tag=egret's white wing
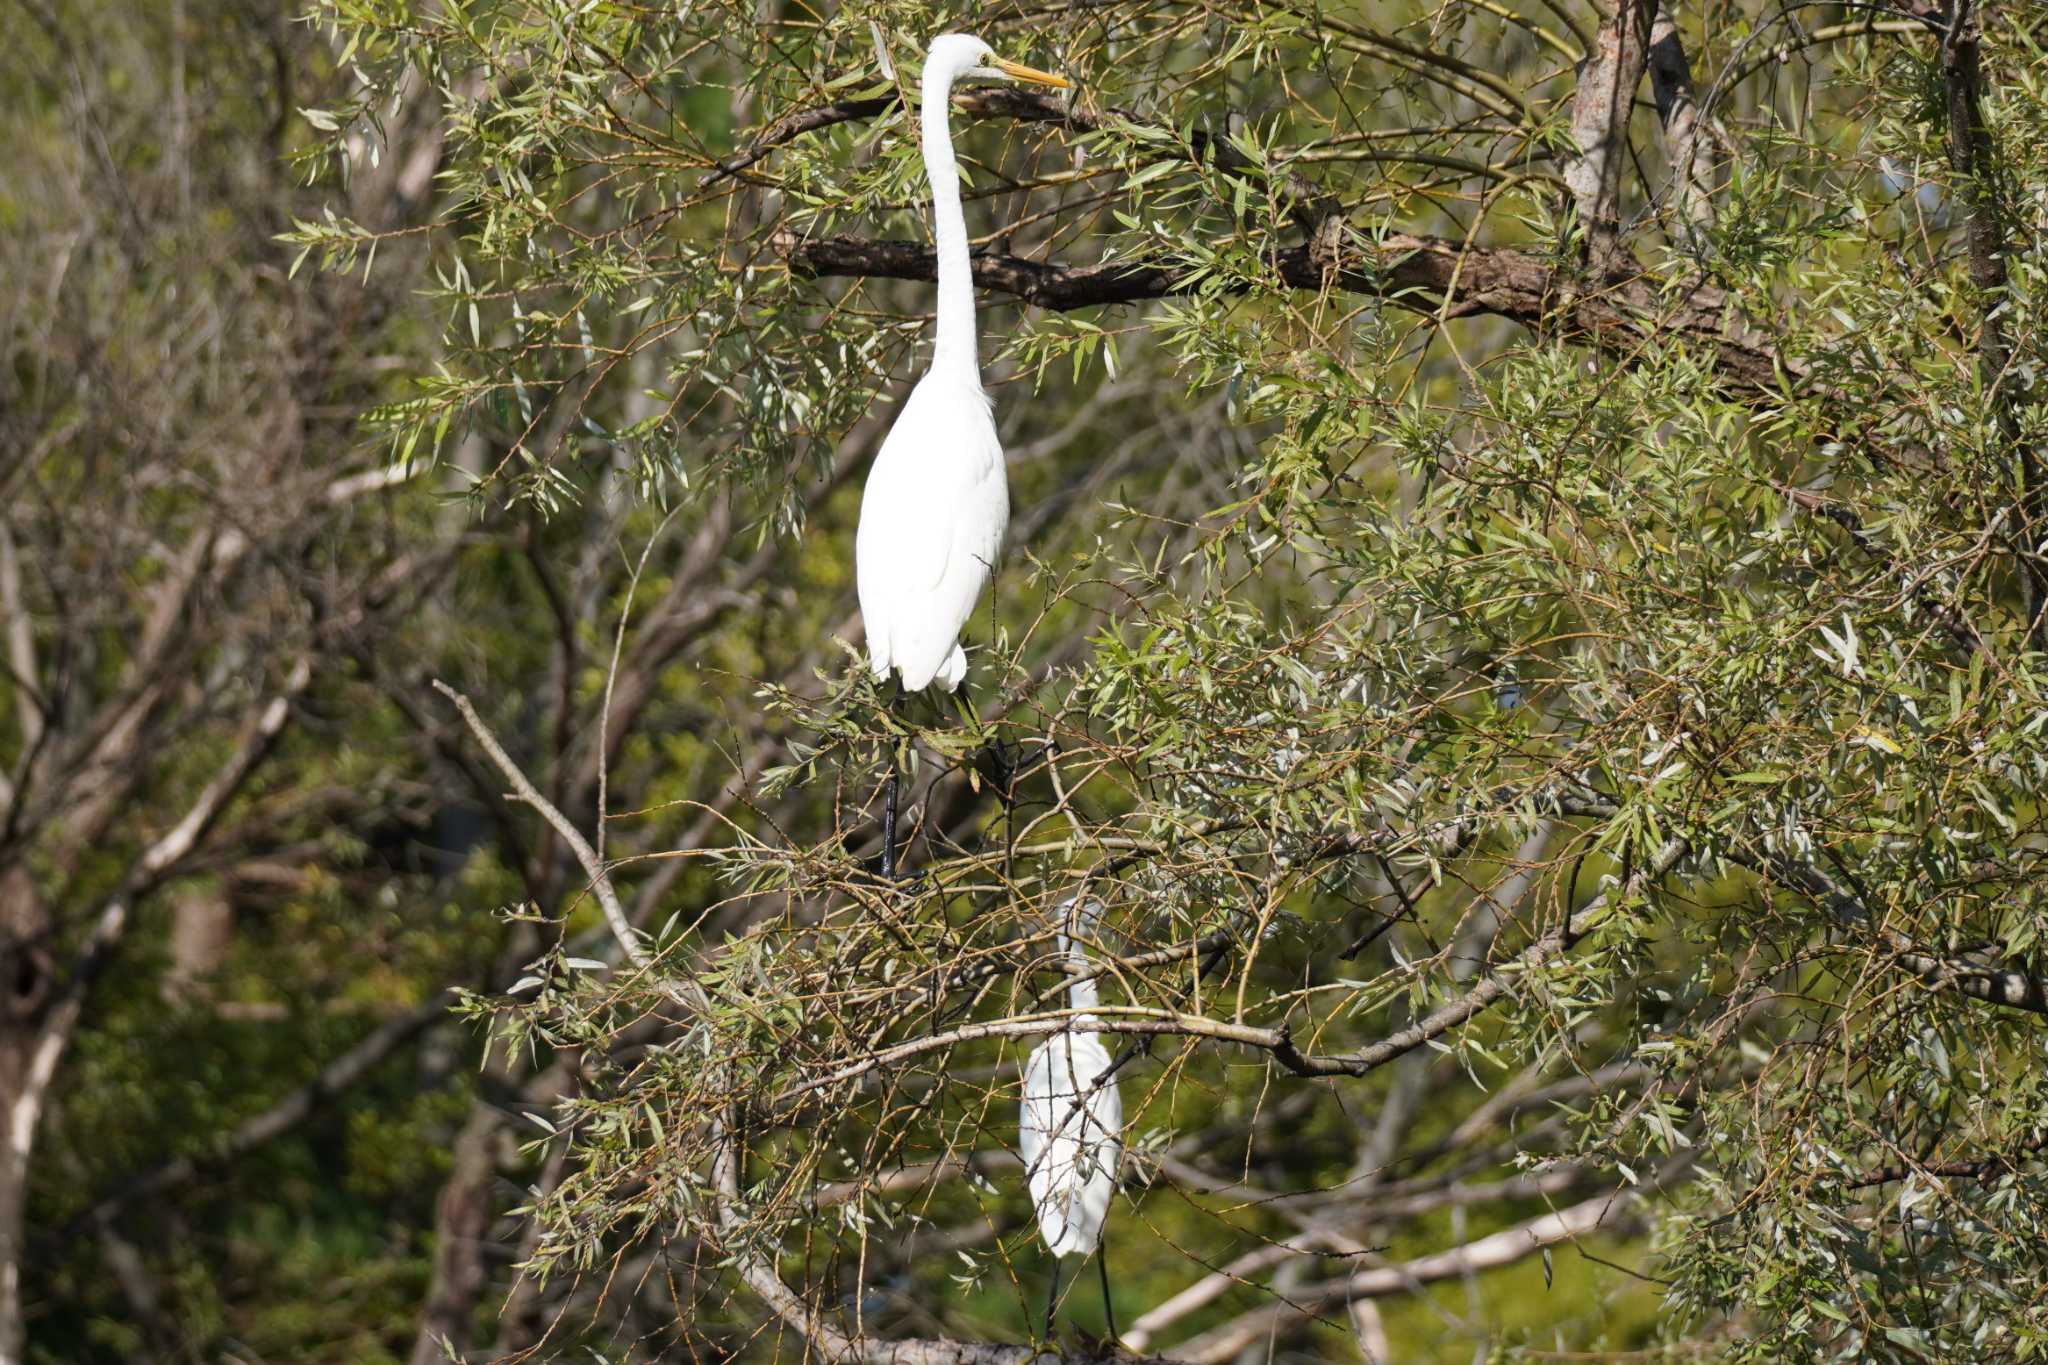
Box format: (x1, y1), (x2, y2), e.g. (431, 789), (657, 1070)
(1018, 1038), (1053, 1174)
(855, 373), (1007, 690)
(1019, 1029), (1121, 1257)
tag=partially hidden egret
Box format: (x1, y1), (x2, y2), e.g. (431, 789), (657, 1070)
(854, 33), (1070, 876)
(1020, 897), (1123, 1338)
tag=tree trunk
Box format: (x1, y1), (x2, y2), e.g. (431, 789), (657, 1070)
(0, 866), (52, 1365)
(0, 1040), (31, 1365)
(408, 1101), (501, 1365)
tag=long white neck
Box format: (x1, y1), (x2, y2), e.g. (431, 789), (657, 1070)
(1058, 909), (1099, 1012)
(920, 62), (979, 380)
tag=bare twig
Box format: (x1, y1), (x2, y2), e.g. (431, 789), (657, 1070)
(432, 680), (707, 1011)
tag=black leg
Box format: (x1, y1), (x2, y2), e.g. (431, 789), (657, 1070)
(1044, 1256), (1062, 1340)
(1098, 1238), (1116, 1343)
(879, 678), (905, 882)
(880, 766), (899, 881)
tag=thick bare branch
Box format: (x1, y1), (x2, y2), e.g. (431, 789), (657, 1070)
(776, 232), (1789, 395)
(1647, 1), (1716, 230)
(1171, 1159), (1692, 1364)
(1563, 0), (1657, 266)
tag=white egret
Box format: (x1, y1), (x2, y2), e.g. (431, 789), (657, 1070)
(1020, 897), (1123, 1338)
(854, 33), (1070, 876)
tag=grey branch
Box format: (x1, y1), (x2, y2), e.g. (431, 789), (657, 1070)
(776, 231), (1789, 397)
(1171, 1155), (1695, 1363)
(1647, 0), (1718, 231)
(432, 680), (708, 1012)
(1562, 0), (1657, 267)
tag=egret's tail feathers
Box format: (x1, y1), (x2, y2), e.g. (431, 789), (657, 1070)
(891, 640), (966, 693)
(1031, 1179), (1113, 1256)
(935, 644), (967, 691)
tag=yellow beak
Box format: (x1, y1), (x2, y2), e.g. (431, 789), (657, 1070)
(991, 55), (1073, 89)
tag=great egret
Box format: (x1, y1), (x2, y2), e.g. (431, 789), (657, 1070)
(1020, 897), (1123, 1338)
(855, 33), (1070, 877)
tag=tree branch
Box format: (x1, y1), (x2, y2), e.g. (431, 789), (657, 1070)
(1764, 851), (2048, 1015)
(1549, 793), (2048, 1016)
(775, 231), (1788, 395)
(1563, 0), (1657, 268)
(23, 657), (314, 1166)
(718, 87), (1335, 228)
(1171, 1156), (1694, 1363)
(432, 680), (706, 1011)
(770, 832), (1680, 1110)
(1847, 1128), (2048, 1189)
(1647, 0), (1717, 231)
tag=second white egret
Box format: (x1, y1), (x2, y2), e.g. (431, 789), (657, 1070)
(1020, 898), (1123, 1337)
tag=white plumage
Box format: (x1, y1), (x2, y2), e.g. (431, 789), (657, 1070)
(856, 34), (1069, 692)
(1019, 900), (1123, 1259)
(856, 377), (1005, 691)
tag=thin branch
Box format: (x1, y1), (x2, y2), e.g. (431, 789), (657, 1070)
(772, 832), (1678, 1107)
(713, 87), (1335, 228)
(1550, 793), (2048, 1016)
(432, 680), (707, 1011)
(712, 1118), (1174, 1365)
(1846, 1128), (2048, 1189)
(21, 656), (313, 1170)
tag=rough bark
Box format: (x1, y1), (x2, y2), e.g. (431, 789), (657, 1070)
(0, 867), (50, 1365)
(1647, 0), (1716, 231)
(1562, 0), (1658, 268)
(1940, 0), (2043, 643)
(776, 231), (1790, 397)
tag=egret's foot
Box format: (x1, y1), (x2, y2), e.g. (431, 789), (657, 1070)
(853, 859), (928, 892)
(973, 736), (1057, 804)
